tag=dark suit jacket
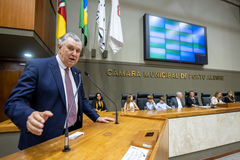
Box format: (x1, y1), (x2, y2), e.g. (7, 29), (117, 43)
(4, 56), (100, 150)
(224, 97), (235, 103)
(169, 97), (185, 108)
(186, 97), (199, 107)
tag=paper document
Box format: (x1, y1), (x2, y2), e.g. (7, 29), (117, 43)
(198, 106), (211, 108)
(122, 145), (149, 160)
(69, 131), (84, 139)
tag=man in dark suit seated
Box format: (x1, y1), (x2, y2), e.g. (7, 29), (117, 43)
(169, 92), (185, 108)
(4, 33), (115, 150)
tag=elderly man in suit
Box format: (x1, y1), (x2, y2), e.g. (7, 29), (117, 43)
(169, 92), (185, 108)
(4, 33), (115, 150)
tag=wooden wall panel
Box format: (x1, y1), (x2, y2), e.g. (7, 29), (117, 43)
(34, 0), (56, 54)
(51, 0), (58, 13)
(0, 60), (25, 122)
(0, 0), (35, 30)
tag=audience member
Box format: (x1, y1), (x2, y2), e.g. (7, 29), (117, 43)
(186, 90), (199, 107)
(169, 92), (184, 108)
(146, 95), (157, 110)
(92, 93), (107, 112)
(156, 97), (171, 109)
(211, 91), (223, 105)
(224, 91), (235, 103)
(123, 94), (139, 111)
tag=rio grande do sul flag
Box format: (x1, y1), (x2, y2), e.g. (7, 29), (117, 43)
(56, 0), (67, 39)
(96, 0), (106, 53)
(109, 0), (124, 53)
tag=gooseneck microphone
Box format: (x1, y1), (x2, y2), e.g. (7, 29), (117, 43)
(62, 70), (81, 152)
(84, 71), (119, 124)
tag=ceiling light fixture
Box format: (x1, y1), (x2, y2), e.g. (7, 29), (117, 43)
(24, 53), (32, 58)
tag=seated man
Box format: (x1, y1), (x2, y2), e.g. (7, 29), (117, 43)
(169, 92), (185, 108)
(156, 97), (172, 109)
(146, 95), (157, 110)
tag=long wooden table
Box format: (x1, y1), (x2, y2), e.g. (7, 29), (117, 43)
(1, 113), (169, 160)
(0, 119), (19, 133)
(121, 105), (240, 119)
(2, 105), (240, 159)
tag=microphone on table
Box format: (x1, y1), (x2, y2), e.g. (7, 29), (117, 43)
(84, 71), (119, 124)
(62, 70), (82, 152)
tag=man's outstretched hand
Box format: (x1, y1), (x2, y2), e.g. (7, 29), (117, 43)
(26, 111), (53, 136)
(96, 117), (115, 123)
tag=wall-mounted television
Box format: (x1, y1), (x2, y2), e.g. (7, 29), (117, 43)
(144, 13), (208, 65)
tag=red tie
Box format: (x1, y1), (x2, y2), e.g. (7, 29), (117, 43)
(65, 68), (77, 125)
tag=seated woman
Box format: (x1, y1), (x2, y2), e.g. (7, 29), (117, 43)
(224, 91), (235, 103)
(211, 91), (223, 105)
(92, 93), (107, 112)
(146, 95), (157, 110)
(123, 94), (139, 111)
(156, 97), (171, 109)
(186, 90), (199, 107)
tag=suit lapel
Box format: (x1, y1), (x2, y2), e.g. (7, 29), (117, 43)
(181, 99), (184, 107)
(50, 56), (66, 106)
(71, 67), (79, 87)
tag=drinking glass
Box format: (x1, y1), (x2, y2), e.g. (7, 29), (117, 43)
(144, 106), (148, 111)
(121, 107), (124, 113)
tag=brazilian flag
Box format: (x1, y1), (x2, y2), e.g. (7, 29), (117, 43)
(79, 0), (88, 46)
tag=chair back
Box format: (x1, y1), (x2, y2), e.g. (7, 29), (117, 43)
(201, 93), (211, 106)
(153, 93), (164, 103)
(137, 92), (150, 110)
(121, 93), (136, 108)
(221, 92), (227, 102)
(234, 91), (240, 102)
(166, 94), (177, 106)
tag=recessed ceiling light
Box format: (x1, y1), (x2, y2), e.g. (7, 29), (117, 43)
(24, 53), (32, 57)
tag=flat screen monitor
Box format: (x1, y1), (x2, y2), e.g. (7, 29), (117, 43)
(144, 13), (208, 65)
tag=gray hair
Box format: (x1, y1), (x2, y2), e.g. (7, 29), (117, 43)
(176, 92), (182, 95)
(58, 32), (82, 50)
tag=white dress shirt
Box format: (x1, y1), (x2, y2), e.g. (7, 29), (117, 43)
(156, 102), (172, 109)
(211, 96), (223, 105)
(56, 55), (78, 127)
(146, 101), (158, 110)
(176, 97), (183, 108)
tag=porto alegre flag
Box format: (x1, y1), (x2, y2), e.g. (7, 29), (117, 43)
(96, 0), (106, 52)
(56, 0), (67, 39)
(79, 0), (88, 46)
(109, 0), (124, 53)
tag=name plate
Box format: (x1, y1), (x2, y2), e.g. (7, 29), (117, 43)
(216, 102), (240, 108)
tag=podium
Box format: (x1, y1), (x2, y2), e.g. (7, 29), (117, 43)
(216, 102), (240, 108)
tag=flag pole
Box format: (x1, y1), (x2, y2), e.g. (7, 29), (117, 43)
(105, 0), (112, 51)
(102, 0), (112, 58)
(91, 21), (98, 58)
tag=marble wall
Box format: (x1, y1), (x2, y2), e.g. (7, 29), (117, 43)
(169, 112), (240, 157)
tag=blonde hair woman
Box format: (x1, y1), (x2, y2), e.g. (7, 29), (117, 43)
(224, 91), (235, 103)
(124, 95), (139, 111)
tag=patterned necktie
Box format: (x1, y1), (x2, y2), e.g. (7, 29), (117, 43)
(65, 68), (77, 125)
